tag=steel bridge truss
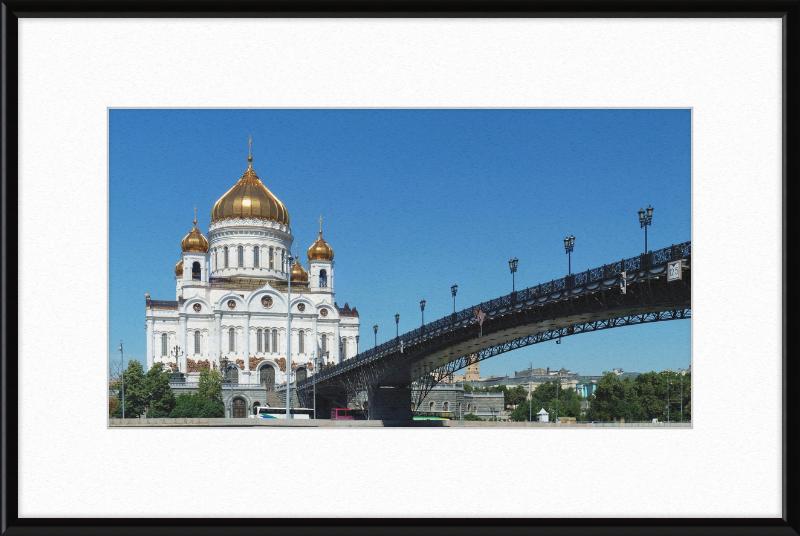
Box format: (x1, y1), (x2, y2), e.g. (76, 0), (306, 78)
(296, 242), (691, 414)
(410, 309), (690, 409)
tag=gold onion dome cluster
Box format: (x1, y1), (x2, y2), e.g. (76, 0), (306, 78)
(290, 254), (308, 282)
(174, 259), (183, 277)
(307, 230), (334, 261)
(181, 219), (210, 253)
(210, 156), (290, 225)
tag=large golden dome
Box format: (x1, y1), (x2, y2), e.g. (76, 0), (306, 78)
(181, 220), (210, 253)
(210, 156), (290, 225)
(174, 259), (183, 277)
(307, 230), (334, 261)
(290, 254), (308, 282)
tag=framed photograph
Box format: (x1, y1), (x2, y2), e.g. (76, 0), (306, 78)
(3, 1), (795, 535)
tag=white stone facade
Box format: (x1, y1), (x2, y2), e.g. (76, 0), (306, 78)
(146, 196), (360, 386)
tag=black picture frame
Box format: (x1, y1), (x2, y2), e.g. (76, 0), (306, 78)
(1, 1), (796, 535)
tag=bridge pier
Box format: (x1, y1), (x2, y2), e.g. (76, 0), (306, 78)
(369, 386), (412, 420)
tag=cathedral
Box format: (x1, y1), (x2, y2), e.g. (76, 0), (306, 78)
(144, 150), (361, 388)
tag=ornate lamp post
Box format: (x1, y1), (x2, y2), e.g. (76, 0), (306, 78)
(284, 253), (293, 419)
(118, 340), (125, 419)
(451, 284), (458, 314)
(373, 324), (378, 348)
(313, 354), (320, 419)
(395, 313), (400, 338)
(638, 205), (654, 253)
(220, 352), (234, 418)
(355, 336), (359, 356)
(420, 299), (426, 326)
(170, 344), (183, 372)
(508, 258), (518, 292)
(563, 235), (575, 275)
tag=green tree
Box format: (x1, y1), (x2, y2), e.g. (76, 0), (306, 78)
(112, 360), (147, 418)
(198, 400), (225, 418)
(462, 383), (474, 393)
(463, 413), (484, 421)
(198, 368), (222, 404)
(145, 364), (175, 418)
(169, 393), (205, 418)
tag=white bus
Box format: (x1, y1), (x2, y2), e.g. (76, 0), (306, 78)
(250, 407), (314, 419)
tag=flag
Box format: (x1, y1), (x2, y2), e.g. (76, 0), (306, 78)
(474, 308), (485, 326)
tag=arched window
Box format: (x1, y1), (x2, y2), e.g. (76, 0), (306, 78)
(321, 335), (327, 356)
(229, 328), (235, 352)
(257, 329), (262, 352)
(272, 330), (277, 353)
(192, 261), (201, 280)
(224, 246), (229, 268)
(319, 269), (328, 287)
(297, 367), (307, 382)
(161, 333), (167, 356)
(473, 405), (477, 412)
(254, 247), (259, 267)
(269, 248), (274, 269)
(298, 330), (305, 354)
(194, 331), (200, 354)
(341, 338), (347, 360)
(238, 246), (243, 267)
(443, 402), (449, 412)
(429, 402), (435, 412)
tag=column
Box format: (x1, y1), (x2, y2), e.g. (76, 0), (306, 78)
(214, 312), (222, 367)
(243, 313), (250, 368)
(334, 321), (341, 365)
(179, 315), (187, 372)
(146, 318), (155, 370)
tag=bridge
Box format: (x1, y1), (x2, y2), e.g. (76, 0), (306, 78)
(296, 241), (691, 420)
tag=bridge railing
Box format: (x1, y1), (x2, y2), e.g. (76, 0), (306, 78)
(298, 241), (690, 389)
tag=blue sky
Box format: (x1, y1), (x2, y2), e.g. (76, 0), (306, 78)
(110, 109), (691, 377)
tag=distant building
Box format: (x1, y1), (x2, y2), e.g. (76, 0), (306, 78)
(465, 358), (480, 381)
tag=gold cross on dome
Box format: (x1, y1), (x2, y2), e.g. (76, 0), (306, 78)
(319, 215), (322, 233)
(248, 136), (252, 157)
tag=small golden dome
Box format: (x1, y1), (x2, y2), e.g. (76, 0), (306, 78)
(181, 219), (210, 253)
(290, 254), (308, 282)
(307, 230), (334, 261)
(210, 156), (290, 225)
(175, 259), (183, 277)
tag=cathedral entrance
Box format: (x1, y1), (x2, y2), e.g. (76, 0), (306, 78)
(260, 366), (275, 389)
(232, 397), (246, 418)
(296, 367), (307, 382)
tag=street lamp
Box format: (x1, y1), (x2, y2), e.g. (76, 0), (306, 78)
(373, 324), (378, 348)
(563, 235), (575, 275)
(395, 313), (400, 338)
(313, 354), (320, 419)
(508, 258), (518, 292)
(118, 340), (125, 419)
(451, 284), (458, 314)
(220, 352), (234, 418)
(529, 360), (532, 423)
(284, 253), (293, 419)
(170, 344), (183, 372)
(355, 336), (359, 356)
(638, 205), (654, 254)
(420, 299), (426, 326)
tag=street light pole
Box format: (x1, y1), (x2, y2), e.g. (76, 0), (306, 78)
(563, 235), (575, 275)
(395, 313), (399, 339)
(373, 324), (378, 348)
(313, 354), (319, 420)
(119, 340), (125, 418)
(451, 284), (458, 314)
(285, 254), (293, 419)
(529, 360), (532, 423)
(638, 205), (654, 254)
(420, 299), (426, 326)
(555, 377), (559, 424)
(508, 258), (518, 292)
